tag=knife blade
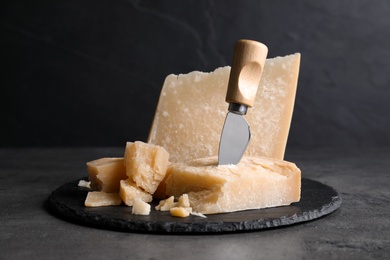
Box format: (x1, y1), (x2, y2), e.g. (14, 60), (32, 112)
(218, 39), (268, 165)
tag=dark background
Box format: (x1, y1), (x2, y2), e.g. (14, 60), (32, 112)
(1, 0), (389, 148)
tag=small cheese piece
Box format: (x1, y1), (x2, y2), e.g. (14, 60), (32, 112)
(148, 54), (300, 162)
(165, 156), (301, 215)
(170, 207), (192, 218)
(132, 198), (151, 215)
(119, 179), (153, 206)
(177, 194), (190, 208)
(155, 196), (176, 211)
(84, 191), (122, 207)
(124, 141), (169, 194)
(78, 180), (91, 189)
(87, 158), (127, 193)
(155, 194), (191, 212)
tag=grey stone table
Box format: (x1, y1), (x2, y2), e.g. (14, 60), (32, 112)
(1, 147), (389, 259)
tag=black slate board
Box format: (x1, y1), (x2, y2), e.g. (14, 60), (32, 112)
(47, 178), (341, 233)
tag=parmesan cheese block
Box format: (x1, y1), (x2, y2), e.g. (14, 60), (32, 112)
(84, 191), (122, 207)
(87, 158), (127, 193)
(124, 141), (169, 194)
(119, 178), (153, 206)
(148, 53), (300, 162)
(165, 156), (301, 214)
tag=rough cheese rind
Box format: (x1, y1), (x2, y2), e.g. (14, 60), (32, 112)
(148, 53), (300, 162)
(165, 156), (301, 215)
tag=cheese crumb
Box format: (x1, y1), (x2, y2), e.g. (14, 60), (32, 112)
(170, 207), (191, 218)
(156, 194), (195, 218)
(78, 180), (91, 188)
(132, 198), (151, 215)
(155, 196), (176, 211)
(177, 194), (190, 208)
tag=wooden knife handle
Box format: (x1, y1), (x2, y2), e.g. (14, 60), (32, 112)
(226, 39), (268, 108)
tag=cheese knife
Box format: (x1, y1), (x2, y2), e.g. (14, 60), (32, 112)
(218, 39), (268, 165)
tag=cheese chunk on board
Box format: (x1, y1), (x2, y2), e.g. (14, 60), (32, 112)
(84, 191), (122, 207)
(165, 156), (301, 215)
(155, 196), (176, 211)
(148, 53), (300, 162)
(132, 198), (151, 215)
(119, 179), (153, 206)
(124, 141), (169, 194)
(170, 207), (192, 218)
(87, 158), (127, 193)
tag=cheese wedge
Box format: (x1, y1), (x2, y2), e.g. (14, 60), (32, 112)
(87, 158), (127, 193)
(148, 53), (300, 162)
(165, 156), (301, 214)
(124, 141), (169, 194)
(84, 191), (122, 207)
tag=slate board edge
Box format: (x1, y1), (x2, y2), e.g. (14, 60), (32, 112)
(47, 178), (342, 234)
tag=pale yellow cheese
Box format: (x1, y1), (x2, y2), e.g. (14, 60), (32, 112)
(132, 198), (151, 215)
(165, 156), (301, 214)
(170, 207), (192, 218)
(148, 54), (300, 162)
(169, 194), (193, 218)
(119, 178), (153, 206)
(177, 193), (190, 208)
(124, 141), (169, 194)
(87, 158), (127, 193)
(78, 180), (91, 188)
(155, 194), (194, 219)
(155, 196), (175, 211)
(84, 191), (122, 207)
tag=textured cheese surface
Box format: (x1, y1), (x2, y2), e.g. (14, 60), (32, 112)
(155, 196), (175, 211)
(148, 54), (300, 162)
(170, 207), (191, 218)
(132, 198), (151, 215)
(84, 191), (122, 207)
(119, 179), (153, 206)
(87, 158), (127, 193)
(124, 141), (169, 194)
(165, 156), (301, 214)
